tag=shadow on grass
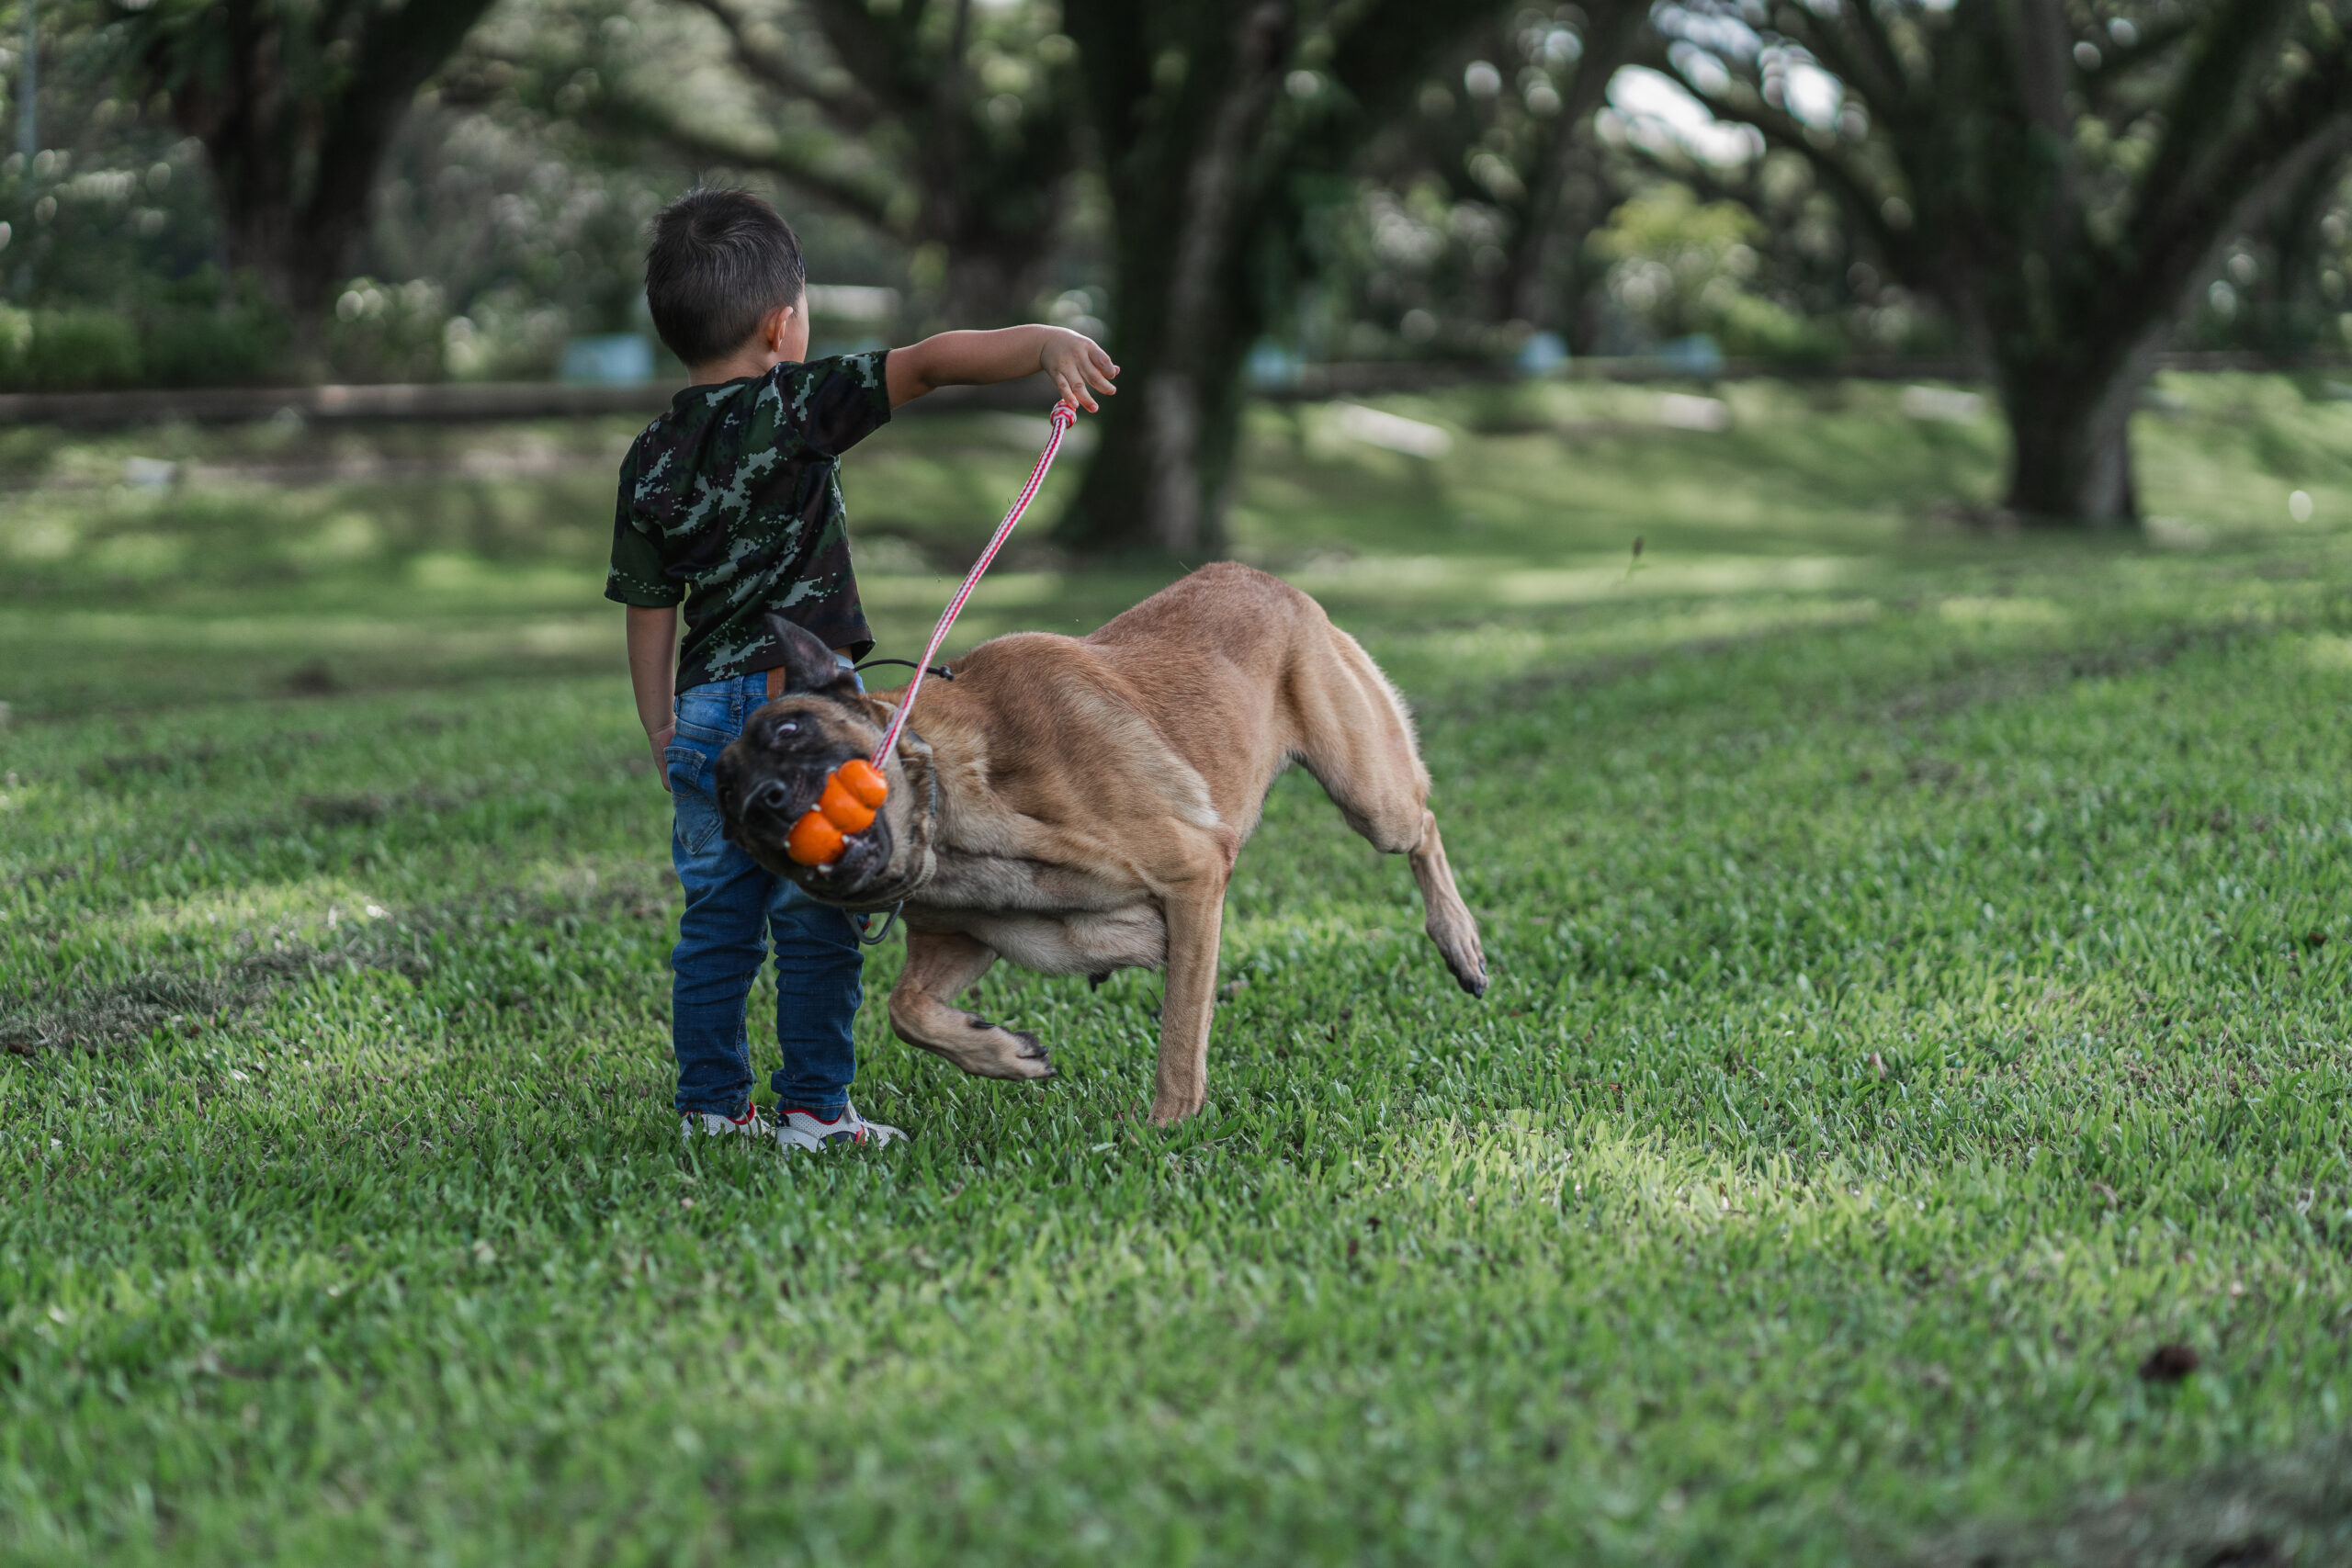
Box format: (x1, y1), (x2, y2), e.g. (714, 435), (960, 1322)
(1922, 1427), (2352, 1567)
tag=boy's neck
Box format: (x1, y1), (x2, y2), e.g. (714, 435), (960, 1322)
(684, 299), (809, 387)
(685, 344), (791, 387)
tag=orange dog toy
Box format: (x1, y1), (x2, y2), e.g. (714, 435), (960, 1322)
(786, 757), (888, 867)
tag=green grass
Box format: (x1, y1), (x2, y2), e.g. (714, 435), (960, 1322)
(6, 376), (2352, 1565)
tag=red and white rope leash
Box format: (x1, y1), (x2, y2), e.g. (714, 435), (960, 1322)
(869, 398), (1079, 767)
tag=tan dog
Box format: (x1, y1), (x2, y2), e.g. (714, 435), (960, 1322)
(715, 562), (1486, 1124)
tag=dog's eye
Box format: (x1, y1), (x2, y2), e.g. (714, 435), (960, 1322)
(770, 720), (798, 739)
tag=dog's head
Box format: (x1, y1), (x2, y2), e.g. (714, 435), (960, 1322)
(714, 617), (935, 908)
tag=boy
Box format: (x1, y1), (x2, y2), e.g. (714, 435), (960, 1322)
(609, 188), (1118, 1151)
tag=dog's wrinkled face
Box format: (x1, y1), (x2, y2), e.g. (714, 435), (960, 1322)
(713, 617), (922, 907)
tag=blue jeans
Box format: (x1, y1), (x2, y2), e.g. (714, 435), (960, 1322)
(666, 669), (864, 1118)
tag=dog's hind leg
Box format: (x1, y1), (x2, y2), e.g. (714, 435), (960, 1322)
(1148, 858), (1232, 1126)
(1295, 626), (1488, 997)
(888, 929), (1055, 1080)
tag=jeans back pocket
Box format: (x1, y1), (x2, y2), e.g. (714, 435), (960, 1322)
(667, 743), (727, 857)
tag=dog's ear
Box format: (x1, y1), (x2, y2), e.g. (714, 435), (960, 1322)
(762, 615), (859, 698)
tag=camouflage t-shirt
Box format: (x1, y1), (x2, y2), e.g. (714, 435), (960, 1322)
(605, 350), (890, 691)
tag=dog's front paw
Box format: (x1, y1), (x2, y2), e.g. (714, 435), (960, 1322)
(932, 1016), (1056, 1080)
(1428, 914), (1488, 998)
(994, 1024), (1057, 1081)
(1147, 1089), (1206, 1125)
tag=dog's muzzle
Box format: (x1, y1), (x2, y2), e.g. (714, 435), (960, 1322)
(717, 749), (899, 901)
(734, 775), (801, 830)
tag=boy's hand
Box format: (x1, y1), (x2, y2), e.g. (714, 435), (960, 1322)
(1039, 329), (1120, 413)
(887, 325), (1120, 410)
(648, 722), (675, 791)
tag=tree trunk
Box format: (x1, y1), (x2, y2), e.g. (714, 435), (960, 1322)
(1056, 0), (1517, 553)
(1504, 147), (1623, 335)
(1664, 0), (2352, 530)
(1054, 178), (1262, 555)
(203, 129), (394, 369)
(213, 175), (375, 323)
(1061, 317), (1256, 556)
(1056, 0), (1288, 557)
(135, 0), (500, 366)
(1996, 349), (2153, 524)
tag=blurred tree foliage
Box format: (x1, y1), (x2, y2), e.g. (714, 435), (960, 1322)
(2178, 149), (2352, 354)
(1589, 184), (1833, 359)
(0, 5), (285, 389)
(1601, 93), (1949, 360)
(1659, 0), (2352, 525)
(454, 0), (1084, 329)
(1330, 8), (1649, 355)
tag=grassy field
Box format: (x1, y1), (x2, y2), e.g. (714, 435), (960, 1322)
(6, 375), (2352, 1564)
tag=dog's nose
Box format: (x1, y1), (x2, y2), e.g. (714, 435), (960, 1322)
(751, 779), (795, 818)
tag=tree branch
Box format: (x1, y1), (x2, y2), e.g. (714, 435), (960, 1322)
(636, 106), (906, 231)
(1664, 63), (1914, 272)
(2086, 9), (2202, 76)
(306, 0), (503, 232)
(2077, 10), (2206, 118)
(679, 0), (880, 131)
(1840, 0), (1917, 115)
(801, 0), (933, 118)
(2124, 0), (2302, 233)
(1777, 6), (1905, 124)
(2121, 36), (2352, 310)
(1323, 0), (1518, 123)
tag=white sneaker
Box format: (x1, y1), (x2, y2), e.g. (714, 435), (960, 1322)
(776, 1100), (905, 1151)
(681, 1104), (770, 1142)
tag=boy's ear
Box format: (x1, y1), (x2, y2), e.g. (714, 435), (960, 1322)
(762, 615), (858, 698)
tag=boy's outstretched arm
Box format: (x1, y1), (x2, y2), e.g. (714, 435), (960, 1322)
(627, 605), (678, 791)
(886, 325), (1119, 412)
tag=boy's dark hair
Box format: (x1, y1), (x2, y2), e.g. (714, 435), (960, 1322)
(645, 188), (808, 367)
